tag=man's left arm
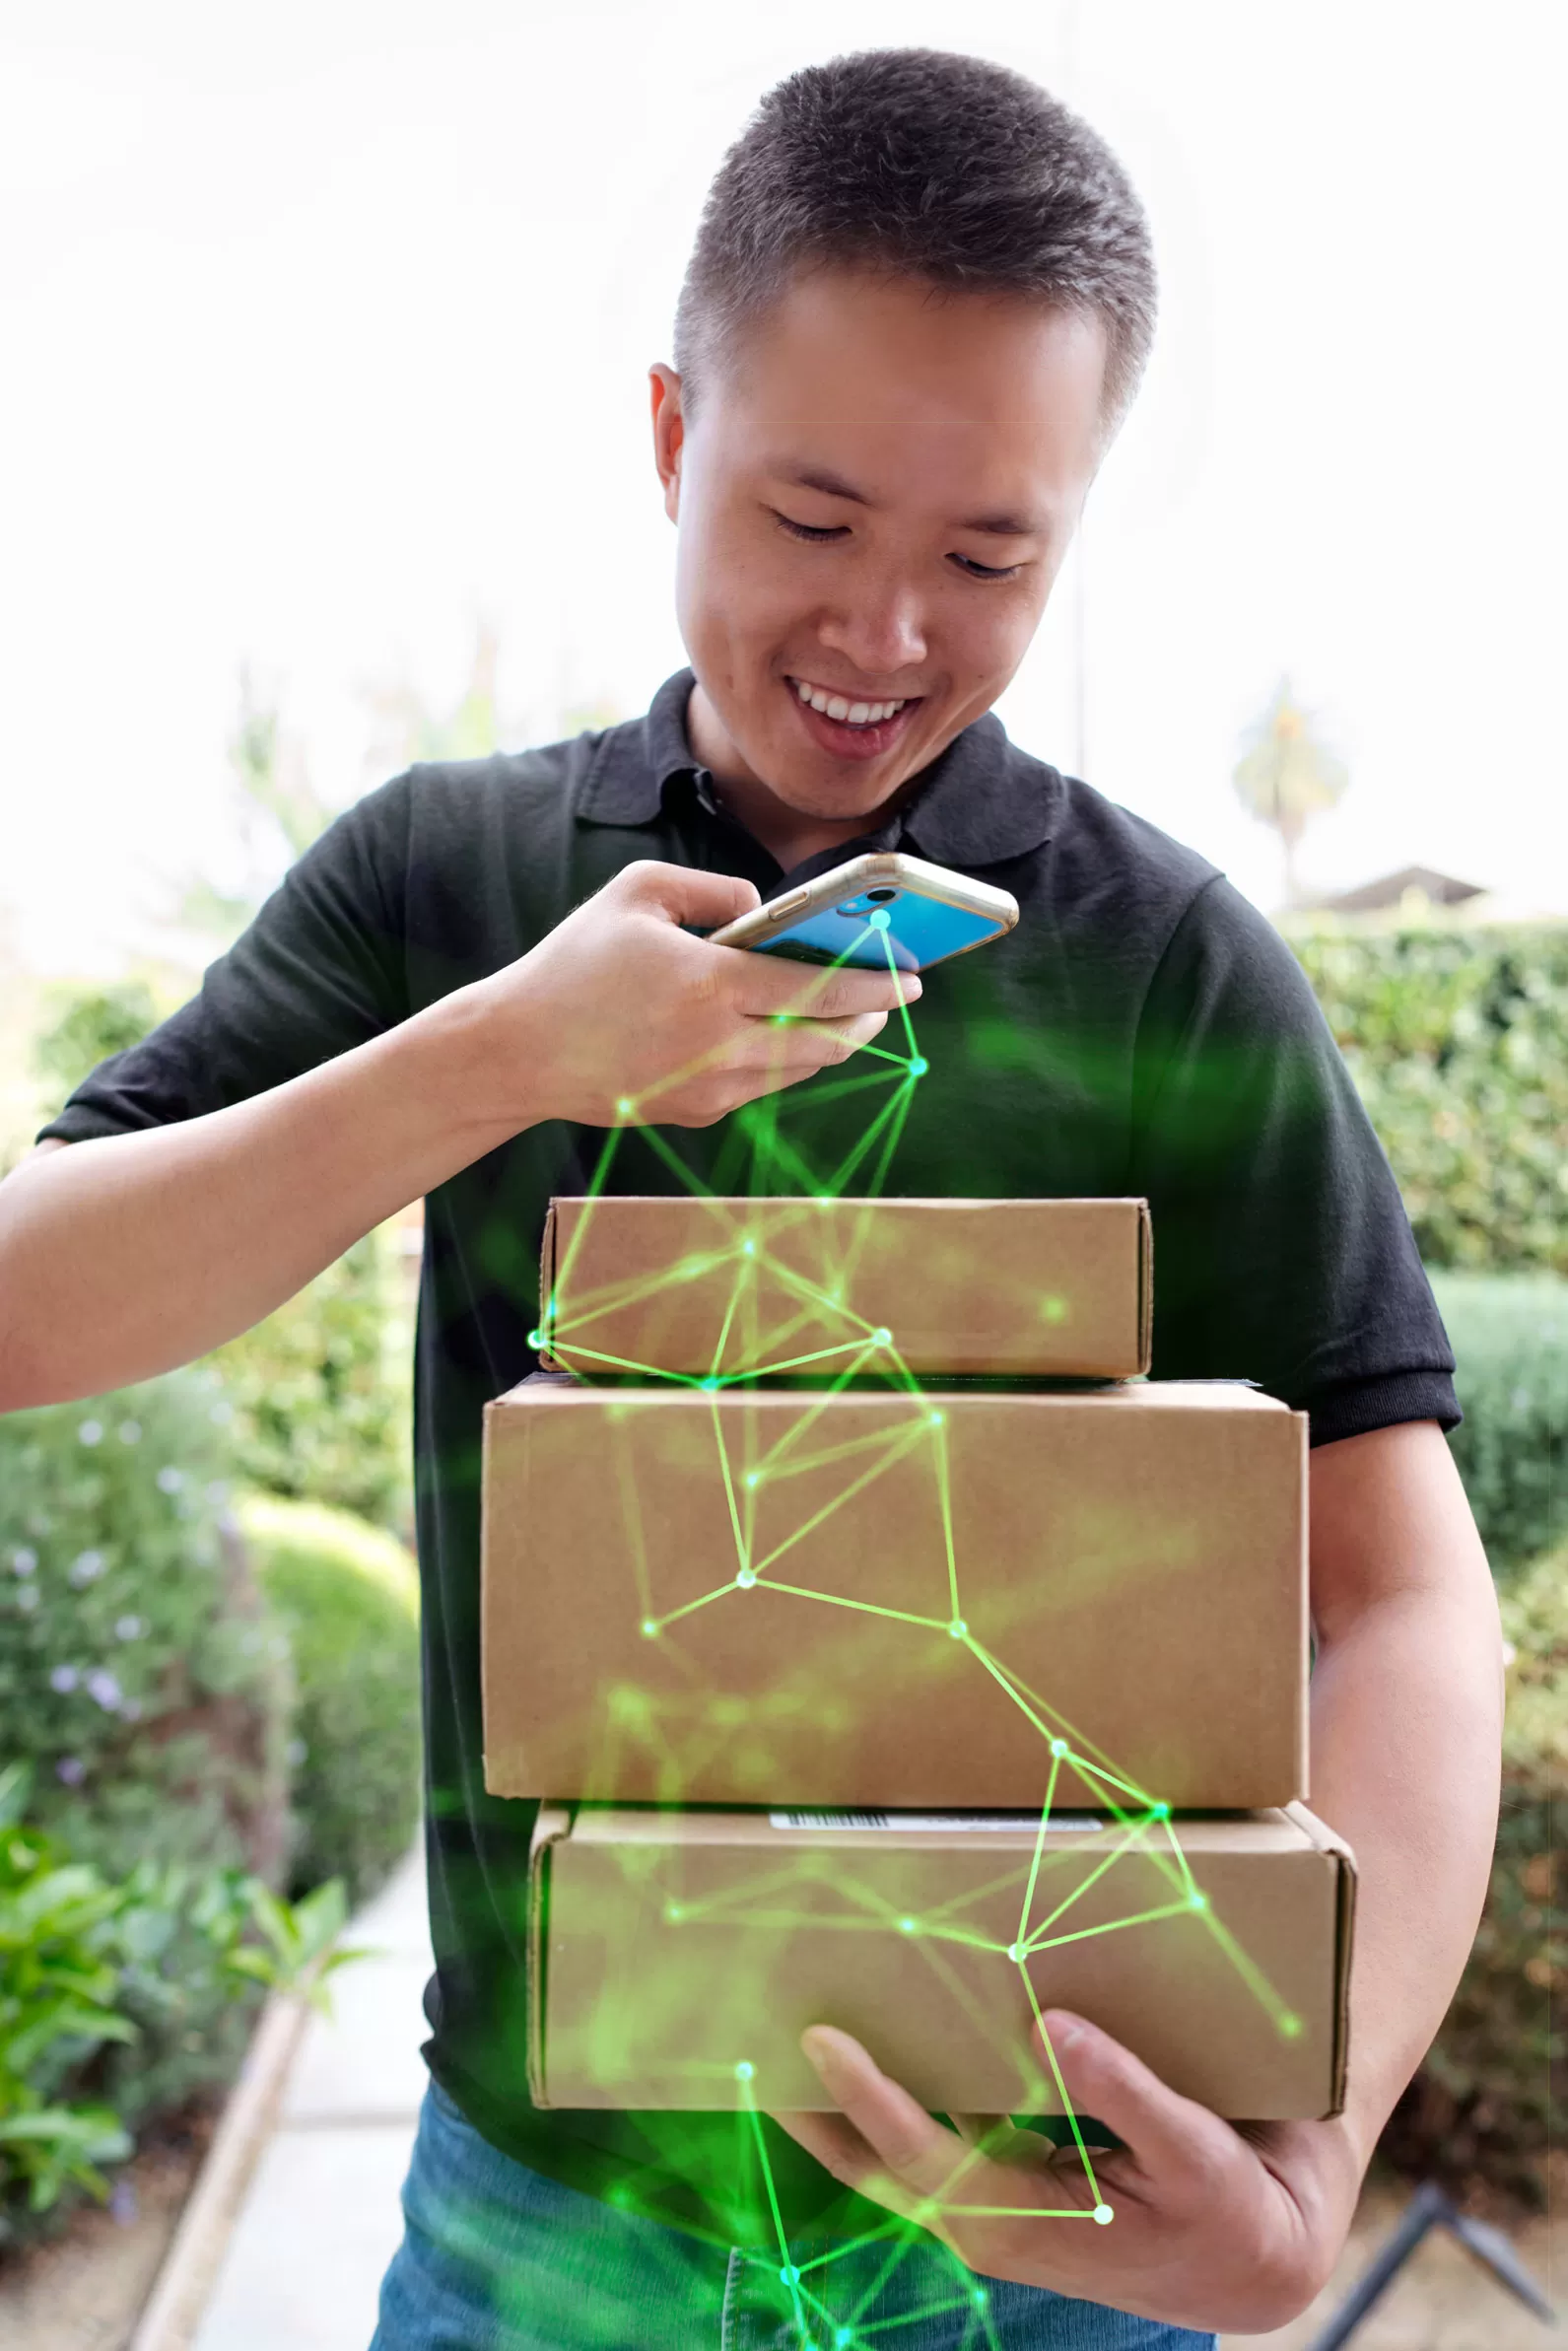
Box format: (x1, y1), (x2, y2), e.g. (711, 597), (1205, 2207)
(773, 1420), (1504, 2332)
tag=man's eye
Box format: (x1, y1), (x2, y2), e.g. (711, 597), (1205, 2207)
(772, 513), (848, 544)
(951, 553), (1024, 581)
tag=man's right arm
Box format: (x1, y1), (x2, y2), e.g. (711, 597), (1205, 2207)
(0, 862), (917, 1411)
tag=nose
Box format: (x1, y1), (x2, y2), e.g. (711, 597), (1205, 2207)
(816, 571), (927, 683)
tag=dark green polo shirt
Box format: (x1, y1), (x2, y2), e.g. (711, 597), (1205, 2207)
(41, 669), (1458, 2241)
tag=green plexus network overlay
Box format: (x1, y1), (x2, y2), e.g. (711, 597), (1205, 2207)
(521, 914), (1298, 2348)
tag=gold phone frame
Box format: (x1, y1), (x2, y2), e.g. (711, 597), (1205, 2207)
(709, 852), (1019, 968)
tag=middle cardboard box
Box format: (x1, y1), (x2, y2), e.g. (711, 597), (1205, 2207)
(482, 1373), (1309, 1813)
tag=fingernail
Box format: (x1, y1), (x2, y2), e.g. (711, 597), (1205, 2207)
(1043, 2011), (1086, 2052)
(800, 2027), (842, 2085)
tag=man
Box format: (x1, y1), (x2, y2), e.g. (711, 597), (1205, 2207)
(0, 47), (1500, 2351)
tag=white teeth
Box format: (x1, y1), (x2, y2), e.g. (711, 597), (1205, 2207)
(792, 679), (909, 725)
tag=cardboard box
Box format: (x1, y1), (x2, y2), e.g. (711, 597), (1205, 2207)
(536, 1196), (1152, 1380)
(527, 1803), (1354, 2119)
(482, 1377), (1308, 1811)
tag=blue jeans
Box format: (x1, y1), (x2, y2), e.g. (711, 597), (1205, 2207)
(371, 2084), (1215, 2350)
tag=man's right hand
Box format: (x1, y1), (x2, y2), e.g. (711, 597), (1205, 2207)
(477, 861), (920, 1130)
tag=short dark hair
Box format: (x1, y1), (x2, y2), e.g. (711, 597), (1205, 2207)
(674, 48), (1157, 426)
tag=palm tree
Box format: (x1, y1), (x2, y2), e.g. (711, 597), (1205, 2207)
(1232, 678), (1349, 907)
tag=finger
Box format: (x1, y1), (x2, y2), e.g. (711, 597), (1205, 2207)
(613, 860), (762, 929)
(741, 1009), (890, 1069)
(733, 956), (921, 1021)
(798, 2027), (971, 2203)
(1037, 2011), (1241, 2191)
(768, 2109), (918, 2212)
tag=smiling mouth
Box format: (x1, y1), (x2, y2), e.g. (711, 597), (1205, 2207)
(789, 675), (916, 726)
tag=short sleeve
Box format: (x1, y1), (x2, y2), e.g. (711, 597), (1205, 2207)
(1131, 875), (1460, 1446)
(37, 774), (412, 1143)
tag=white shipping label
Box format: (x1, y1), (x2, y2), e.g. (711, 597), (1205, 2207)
(768, 1810), (1109, 1832)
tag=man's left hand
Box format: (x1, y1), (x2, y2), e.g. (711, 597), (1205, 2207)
(772, 2011), (1360, 2334)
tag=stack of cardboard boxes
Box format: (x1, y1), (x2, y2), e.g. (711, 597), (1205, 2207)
(481, 1196), (1353, 2124)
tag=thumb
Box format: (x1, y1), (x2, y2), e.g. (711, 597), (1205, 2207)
(1037, 2010), (1237, 2184)
(612, 860), (761, 931)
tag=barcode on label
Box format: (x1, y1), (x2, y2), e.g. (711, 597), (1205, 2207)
(768, 1810), (1108, 1833)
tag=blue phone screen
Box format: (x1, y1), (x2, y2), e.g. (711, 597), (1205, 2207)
(752, 887), (1004, 972)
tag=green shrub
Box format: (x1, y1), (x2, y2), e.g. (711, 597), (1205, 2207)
(1383, 1543), (1566, 2201)
(239, 1496), (421, 1904)
(1290, 921), (1568, 1275)
(0, 1371), (292, 2126)
(1433, 1273), (1566, 1578)
(209, 1232), (413, 1534)
(31, 980), (165, 1101)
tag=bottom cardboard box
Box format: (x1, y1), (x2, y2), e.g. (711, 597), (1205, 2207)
(528, 1804), (1354, 2121)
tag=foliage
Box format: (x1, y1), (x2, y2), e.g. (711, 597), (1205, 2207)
(1290, 920), (1568, 1275)
(240, 1497), (422, 1904)
(211, 1232), (414, 1534)
(0, 1761), (364, 2241)
(1432, 1273), (1566, 1579)
(31, 980), (166, 1101)
(0, 1369), (293, 2135)
(1385, 1544), (1567, 2201)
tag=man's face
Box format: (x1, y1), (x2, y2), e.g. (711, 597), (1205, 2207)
(651, 268), (1109, 821)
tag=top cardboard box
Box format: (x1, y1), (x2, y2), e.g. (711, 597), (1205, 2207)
(537, 1195), (1152, 1381)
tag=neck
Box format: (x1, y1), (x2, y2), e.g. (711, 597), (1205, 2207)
(686, 682), (892, 872)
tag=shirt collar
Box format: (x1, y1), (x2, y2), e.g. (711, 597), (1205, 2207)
(578, 668), (1059, 870)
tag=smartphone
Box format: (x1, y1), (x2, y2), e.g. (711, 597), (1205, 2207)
(709, 852), (1018, 973)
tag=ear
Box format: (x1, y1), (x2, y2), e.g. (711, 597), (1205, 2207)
(649, 365), (685, 523)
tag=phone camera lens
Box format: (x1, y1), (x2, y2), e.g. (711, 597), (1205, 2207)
(865, 887), (899, 903)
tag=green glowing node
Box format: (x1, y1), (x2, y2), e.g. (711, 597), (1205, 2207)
(871, 1327), (892, 1346)
(664, 1901), (683, 1921)
(740, 1237), (756, 1255)
(699, 1377), (719, 1392)
(736, 1567), (757, 1588)
(868, 908), (891, 930)
(744, 1471), (761, 1488)
(640, 1618), (658, 1638)
(1280, 2012), (1303, 2040)
(1050, 1738), (1070, 1759)
(928, 1409), (945, 1426)
(1094, 2203), (1114, 2226)
(1039, 1293), (1067, 1324)
(1152, 1801), (1171, 1820)
(780, 2263), (801, 2284)
(947, 1618), (968, 1639)
(615, 1097), (634, 1117)
(733, 2060), (754, 2081)
(973, 2288), (989, 2307)
(1006, 1942), (1021, 1963)
(899, 1916), (917, 1934)
(1189, 1891), (1208, 1912)
(836, 2331), (855, 2348)
(526, 1328), (544, 1348)
(909, 1055), (928, 1074)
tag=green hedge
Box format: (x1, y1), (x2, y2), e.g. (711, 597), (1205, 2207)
(1432, 1273), (1566, 1578)
(1384, 1542), (1566, 2200)
(239, 1496), (422, 1904)
(0, 1371), (292, 2129)
(1291, 921), (1567, 1275)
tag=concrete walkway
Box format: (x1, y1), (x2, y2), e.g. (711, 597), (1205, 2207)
(191, 1847), (432, 2351)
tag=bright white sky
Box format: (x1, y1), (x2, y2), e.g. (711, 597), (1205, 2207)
(2, 0), (1564, 975)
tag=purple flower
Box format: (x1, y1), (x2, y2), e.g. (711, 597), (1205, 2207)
(86, 1669), (123, 1711)
(55, 1757), (86, 1786)
(68, 1550), (105, 1587)
(108, 2179), (139, 2226)
(156, 1467), (184, 1494)
(77, 1419), (103, 1447)
(10, 1548), (36, 1576)
(115, 1615), (144, 1641)
(49, 1664), (80, 1693)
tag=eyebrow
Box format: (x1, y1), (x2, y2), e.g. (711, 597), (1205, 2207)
(774, 461), (1044, 538)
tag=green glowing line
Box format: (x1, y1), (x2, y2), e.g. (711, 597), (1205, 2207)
(748, 1421), (930, 1578)
(792, 2224), (909, 2277)
(708, 1261), (750, 1379)
(1025, 1899), (1195, 1956)
(1191, 1899), (1301, 2031)
(1015, 1754), (1063, 1952)
(1020, 1817), (1161, 1949)
(926, 1416), (961, 1624)
(1160, 1816), (1200, 1902)
(861, 1072), (918, 1203)
(1020, 1971), (1102, 2206)
(819, 1077), (920, 1200)
(637, 1120), (716, 1198)
(1061, 1752), (1162, 1809)
(755, 1582), (950, 1634)
(747, 1424), (926, 1487)
(644, 1580), (742, 1634)
(708, 1396), (752, 1581)
(712, 1338), (880, 1382)
(880, 926), (921, 1060)
(854, 2295), (984, 2334)
(547, 1339), (709, 1382)
(740, 2089), (803, 2334)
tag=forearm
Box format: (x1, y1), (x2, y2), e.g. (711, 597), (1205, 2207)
(1302, 1426), (1503, 2175)
(0, 983), (515, 1409)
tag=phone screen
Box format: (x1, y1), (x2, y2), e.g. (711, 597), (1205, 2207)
(751, 885), (1006, 972)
